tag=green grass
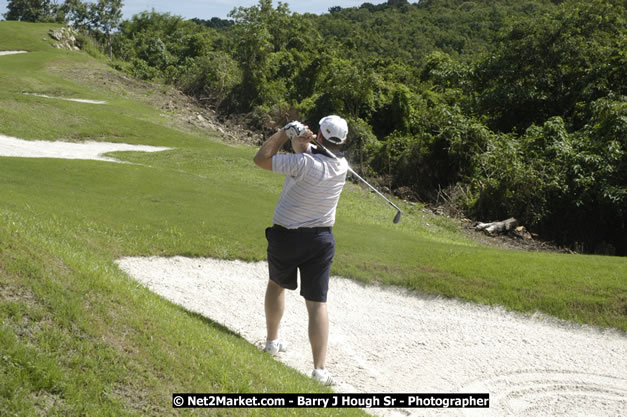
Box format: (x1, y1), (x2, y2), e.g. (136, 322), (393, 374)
(1, 209), (357, 416)
(1, 21), (626, 415)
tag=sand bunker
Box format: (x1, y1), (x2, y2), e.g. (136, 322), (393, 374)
(23, 92), (107, 104)
(0, 134), (170, 162)
(0, 50), (28, 56)
(116, 256), (627, 417)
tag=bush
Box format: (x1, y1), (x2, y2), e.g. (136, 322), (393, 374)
(372, 103), (491, 200)
(176, 53), (241, 109)
(468, 114), (626, 254)
(128, 58), (159, 80)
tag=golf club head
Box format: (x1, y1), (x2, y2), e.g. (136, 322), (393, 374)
(393, 210), (402, 224)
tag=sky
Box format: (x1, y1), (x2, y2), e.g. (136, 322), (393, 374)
(0, 1), (390, 21)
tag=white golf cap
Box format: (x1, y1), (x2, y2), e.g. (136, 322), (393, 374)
(319, 115), (348, 144)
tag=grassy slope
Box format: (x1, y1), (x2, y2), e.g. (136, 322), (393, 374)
(0, 22), (364, 416)
(0, 21), (625, 415)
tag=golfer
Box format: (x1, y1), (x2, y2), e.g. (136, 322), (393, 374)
(253, 115), (349, 386)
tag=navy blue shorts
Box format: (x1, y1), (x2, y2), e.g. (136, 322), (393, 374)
(265, 225), (336, 302)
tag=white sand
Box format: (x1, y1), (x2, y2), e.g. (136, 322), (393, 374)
(0, 50), (28, 56)
(116, 256), (627, 417)
(0, 134), (170, 162)
(23, 92), (107, 104)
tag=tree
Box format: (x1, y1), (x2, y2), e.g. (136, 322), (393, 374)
(4, 0), (59, 22)
(89, 0), (123, 60)
(177, 52), (242, 110)
(475, 0), (626, 133)
(191, 17), (234, 29)
(227, 0), (321, 113)
(59, 0), (91, 29)
(387, 0), (409, 9)
(316, 57), (379, 118)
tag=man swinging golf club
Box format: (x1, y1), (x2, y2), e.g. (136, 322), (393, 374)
(253, 115), (349, 386)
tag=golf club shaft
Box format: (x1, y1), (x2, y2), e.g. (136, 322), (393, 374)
(346, 166), (402, 212)
(310, 137), (402, 213)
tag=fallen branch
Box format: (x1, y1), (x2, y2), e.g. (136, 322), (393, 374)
(475, 217), (518, 235)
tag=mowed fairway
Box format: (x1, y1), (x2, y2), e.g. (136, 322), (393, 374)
(0, 21), (625, 416)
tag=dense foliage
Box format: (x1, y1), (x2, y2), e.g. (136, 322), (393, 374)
(4, 0), (122, 29)
(4, 0), (59, 22)
(5, 0), (626, 255)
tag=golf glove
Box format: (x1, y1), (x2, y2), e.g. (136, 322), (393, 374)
(283, 121), (306, 139)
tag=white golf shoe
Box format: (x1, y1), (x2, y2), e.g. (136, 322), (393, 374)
(311, 368), (335, 386)
(264, 339), (288, 356)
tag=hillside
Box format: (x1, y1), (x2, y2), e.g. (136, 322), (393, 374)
(6, 1), (623, 254)
(0, 20), (625, 416)
(106, 0), (626, 255)
(315, 0), (560, 62)
(0, 21), (369, 416)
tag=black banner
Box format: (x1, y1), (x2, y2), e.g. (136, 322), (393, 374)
(172, 393), (489, 409)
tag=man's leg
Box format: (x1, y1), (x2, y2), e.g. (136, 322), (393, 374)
(305, 299), (329, 369)
(265, 279), (285, 340)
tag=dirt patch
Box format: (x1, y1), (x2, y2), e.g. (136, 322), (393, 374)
(117, 256), (627, 417)
(459, 220), (573, 254)
(45, 62), (261, 145)
(417, 205), (572, 254)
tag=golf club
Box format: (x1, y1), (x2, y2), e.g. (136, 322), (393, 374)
(310, 137), (402, 224)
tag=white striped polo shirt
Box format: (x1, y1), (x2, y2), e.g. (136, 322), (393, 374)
(271, 148), (348, 228)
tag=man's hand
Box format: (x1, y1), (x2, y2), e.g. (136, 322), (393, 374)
(283, 121), (306, 140)
(291, 126), (314, 154)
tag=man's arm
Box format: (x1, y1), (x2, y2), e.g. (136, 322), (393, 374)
(253, 128), (290, 171)
(254, 123), (314, 170)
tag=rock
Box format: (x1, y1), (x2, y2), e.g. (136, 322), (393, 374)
(48, 29), (63, 41)
(48, 27), (80, 51)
